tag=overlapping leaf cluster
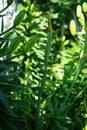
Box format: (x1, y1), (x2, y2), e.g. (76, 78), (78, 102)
(0, 0), (87, 130)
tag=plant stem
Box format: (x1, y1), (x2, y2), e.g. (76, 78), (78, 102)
(36, 13), (52, 130)
(0, 6), (8, 13)
(0, 26), (14, 36)
(61, 32), (87, 113)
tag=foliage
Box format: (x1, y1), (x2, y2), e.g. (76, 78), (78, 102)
(0, 0), (87, 130)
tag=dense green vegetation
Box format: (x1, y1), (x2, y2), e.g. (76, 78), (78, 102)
(0, 0), (87, 129)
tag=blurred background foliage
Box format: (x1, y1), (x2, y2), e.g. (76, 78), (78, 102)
(0, 0), (87, 130)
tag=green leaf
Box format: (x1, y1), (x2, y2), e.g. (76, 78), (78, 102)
(7, 37), (21, 54)
(14, 10), (26, 26)
(0, 70), (22, 79)
(0, 42), (9, 57)
(23, 34), (42, 53)
(0, 82), (23, 91)
(7, 0), (14, 6)
(0, 89), (13, 115)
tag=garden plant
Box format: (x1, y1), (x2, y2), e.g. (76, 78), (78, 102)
(0, 0), (87, 130)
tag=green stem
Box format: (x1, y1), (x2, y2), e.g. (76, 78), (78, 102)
(0, 26), (14, 36)
(36, 13), (52, 130)
(60, 32), (87, 113)
(0, 6), (9, 13)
